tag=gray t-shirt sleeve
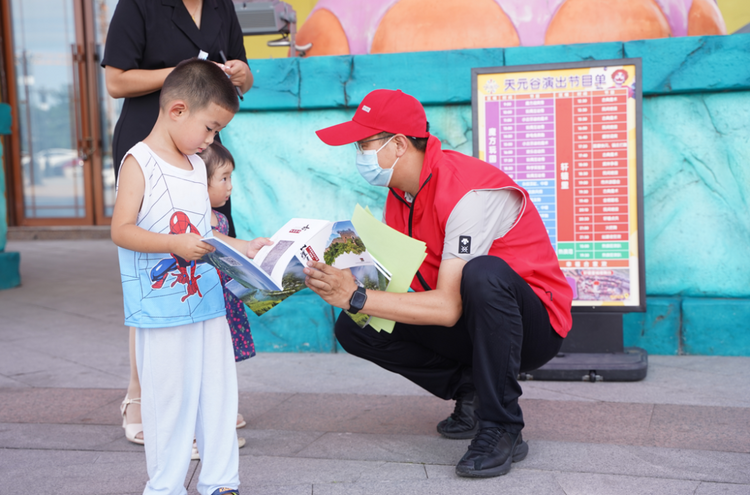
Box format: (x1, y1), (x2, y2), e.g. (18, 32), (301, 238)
(443, 189), (524, 261)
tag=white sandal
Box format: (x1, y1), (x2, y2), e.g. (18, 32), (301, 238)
(236, 413), (246, 429)
(120, 396), (144, 445)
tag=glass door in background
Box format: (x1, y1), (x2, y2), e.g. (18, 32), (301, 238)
(7, 0), (118, 225)
(91, 0), (119, 219)
(10, 0), (91, 223)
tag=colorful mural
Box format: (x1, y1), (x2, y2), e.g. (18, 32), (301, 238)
(293, 0), (726, 56)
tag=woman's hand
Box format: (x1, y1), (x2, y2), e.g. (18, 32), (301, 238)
(222, 59), (253, 94)
(303, 261), (358, 309)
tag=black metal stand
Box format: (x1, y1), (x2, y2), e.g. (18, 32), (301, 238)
(526, 312), (648, 382)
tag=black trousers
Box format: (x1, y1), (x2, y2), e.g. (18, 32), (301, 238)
(335, 256), (564, 434)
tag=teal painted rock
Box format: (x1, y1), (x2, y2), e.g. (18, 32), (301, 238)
(623, 297), (681, 355)
(239, 36), (750, 113)
(504, 42), (624, 69)
(245, 289), (338, 352)
(299, 55), (351, 109)
(0, 139), (7, 253)
(0, 103), (10, 134)
(0, 252), (21, 290)
(642, 92), (750, 297)
(0, 103), (9, 253)
(625, 35), (750, 96)
(222, 109), (386, 351)
(222, 105), (474, 351)
(240, 58), (300, 111)
(348, 49), (504, 107)
(682, 298), (750, 356)
(0, 105), (20, 291)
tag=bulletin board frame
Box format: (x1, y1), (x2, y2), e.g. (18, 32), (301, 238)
(471, 59), (645, 313)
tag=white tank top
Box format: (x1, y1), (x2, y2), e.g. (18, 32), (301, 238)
(117, 142), (225, 328)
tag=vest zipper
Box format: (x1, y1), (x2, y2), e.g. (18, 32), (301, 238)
(390, 174), (433, 291)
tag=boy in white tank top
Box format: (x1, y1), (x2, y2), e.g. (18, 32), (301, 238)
(111, 59), (271, 495)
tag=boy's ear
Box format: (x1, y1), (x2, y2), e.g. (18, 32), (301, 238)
(168, 100), (188, 120)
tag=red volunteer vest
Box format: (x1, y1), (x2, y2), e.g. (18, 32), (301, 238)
(384, 136), (573, 337)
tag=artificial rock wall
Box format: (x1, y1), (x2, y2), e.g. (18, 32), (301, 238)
(223, 34), (750, 355)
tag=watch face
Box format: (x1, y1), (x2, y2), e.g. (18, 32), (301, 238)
(350, 290), (367, 310)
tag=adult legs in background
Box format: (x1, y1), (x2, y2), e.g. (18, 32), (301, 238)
(121, 327), (144, 444)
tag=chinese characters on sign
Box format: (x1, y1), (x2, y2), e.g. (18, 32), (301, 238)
(475, 63), (641, 307)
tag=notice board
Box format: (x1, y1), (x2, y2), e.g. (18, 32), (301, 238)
(472, 59), (645, 311)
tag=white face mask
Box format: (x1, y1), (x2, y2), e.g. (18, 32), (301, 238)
(355, 136), (400, 187)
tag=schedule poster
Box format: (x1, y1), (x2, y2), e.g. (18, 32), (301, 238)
(472, 59), (645, 310)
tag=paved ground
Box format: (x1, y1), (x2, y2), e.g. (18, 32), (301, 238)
(1, 239), (749, 495)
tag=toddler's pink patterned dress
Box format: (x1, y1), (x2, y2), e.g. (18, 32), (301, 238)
(213, 210), (256, 361)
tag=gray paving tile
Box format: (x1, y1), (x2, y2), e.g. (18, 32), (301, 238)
(294, 431), (467, 464)
(645, 404), (750, 453)
(0, 448), (198, 495)
(312, 469), (566, 495)
(0, 361), (127, 389)
(522, 399), (654, 446)
(0, 423), (144, 453)
(236, 429), (325, 457)
(523, 440), (750, 484)
(0, 387), (123, 424)
(0, 340), (128, 389)
(694, 481), (750, 495)
(516, 384), (598, 402)
(554, 472), (700, 495)
(234, 455), (429, 485)
(249, 393), (449, 436)
(0, 341), (75, 376)
(650, 355), (750, 376)
(237, 392), (296, 424)
(8, 346), (129, 388)
(235, 353), (431, 396)
(522, 357), (750, 408)
(3, 239), (750, 495)
(0, 374), (29, 388)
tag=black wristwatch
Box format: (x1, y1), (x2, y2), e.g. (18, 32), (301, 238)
(348, 286), (367, 314)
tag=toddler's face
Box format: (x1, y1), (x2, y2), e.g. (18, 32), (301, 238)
(208, 161), (233, 208)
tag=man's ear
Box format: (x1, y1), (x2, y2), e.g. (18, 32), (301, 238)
(394, 134), (410, 157)
(168, 100), (188, 120)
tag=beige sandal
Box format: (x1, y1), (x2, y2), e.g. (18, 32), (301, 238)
(120, 396), (144, 445)
(236, 413), (246, 429)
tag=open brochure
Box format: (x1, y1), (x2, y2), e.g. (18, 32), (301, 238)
(202, 205), (428, 332)
(202, 218), (390, 324)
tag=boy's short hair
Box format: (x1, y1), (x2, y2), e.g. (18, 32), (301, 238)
(199, 142), (235, 179)
(160, 58), (240, 114)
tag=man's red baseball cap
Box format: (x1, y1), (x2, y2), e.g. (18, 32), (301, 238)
(316, 89), (429, 146)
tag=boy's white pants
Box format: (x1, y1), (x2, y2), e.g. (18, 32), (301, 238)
(136, 317), (239, 495)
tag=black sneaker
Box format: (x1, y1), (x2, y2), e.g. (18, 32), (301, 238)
(455, 427), (528, 478)
(436, 388), (478, 439)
